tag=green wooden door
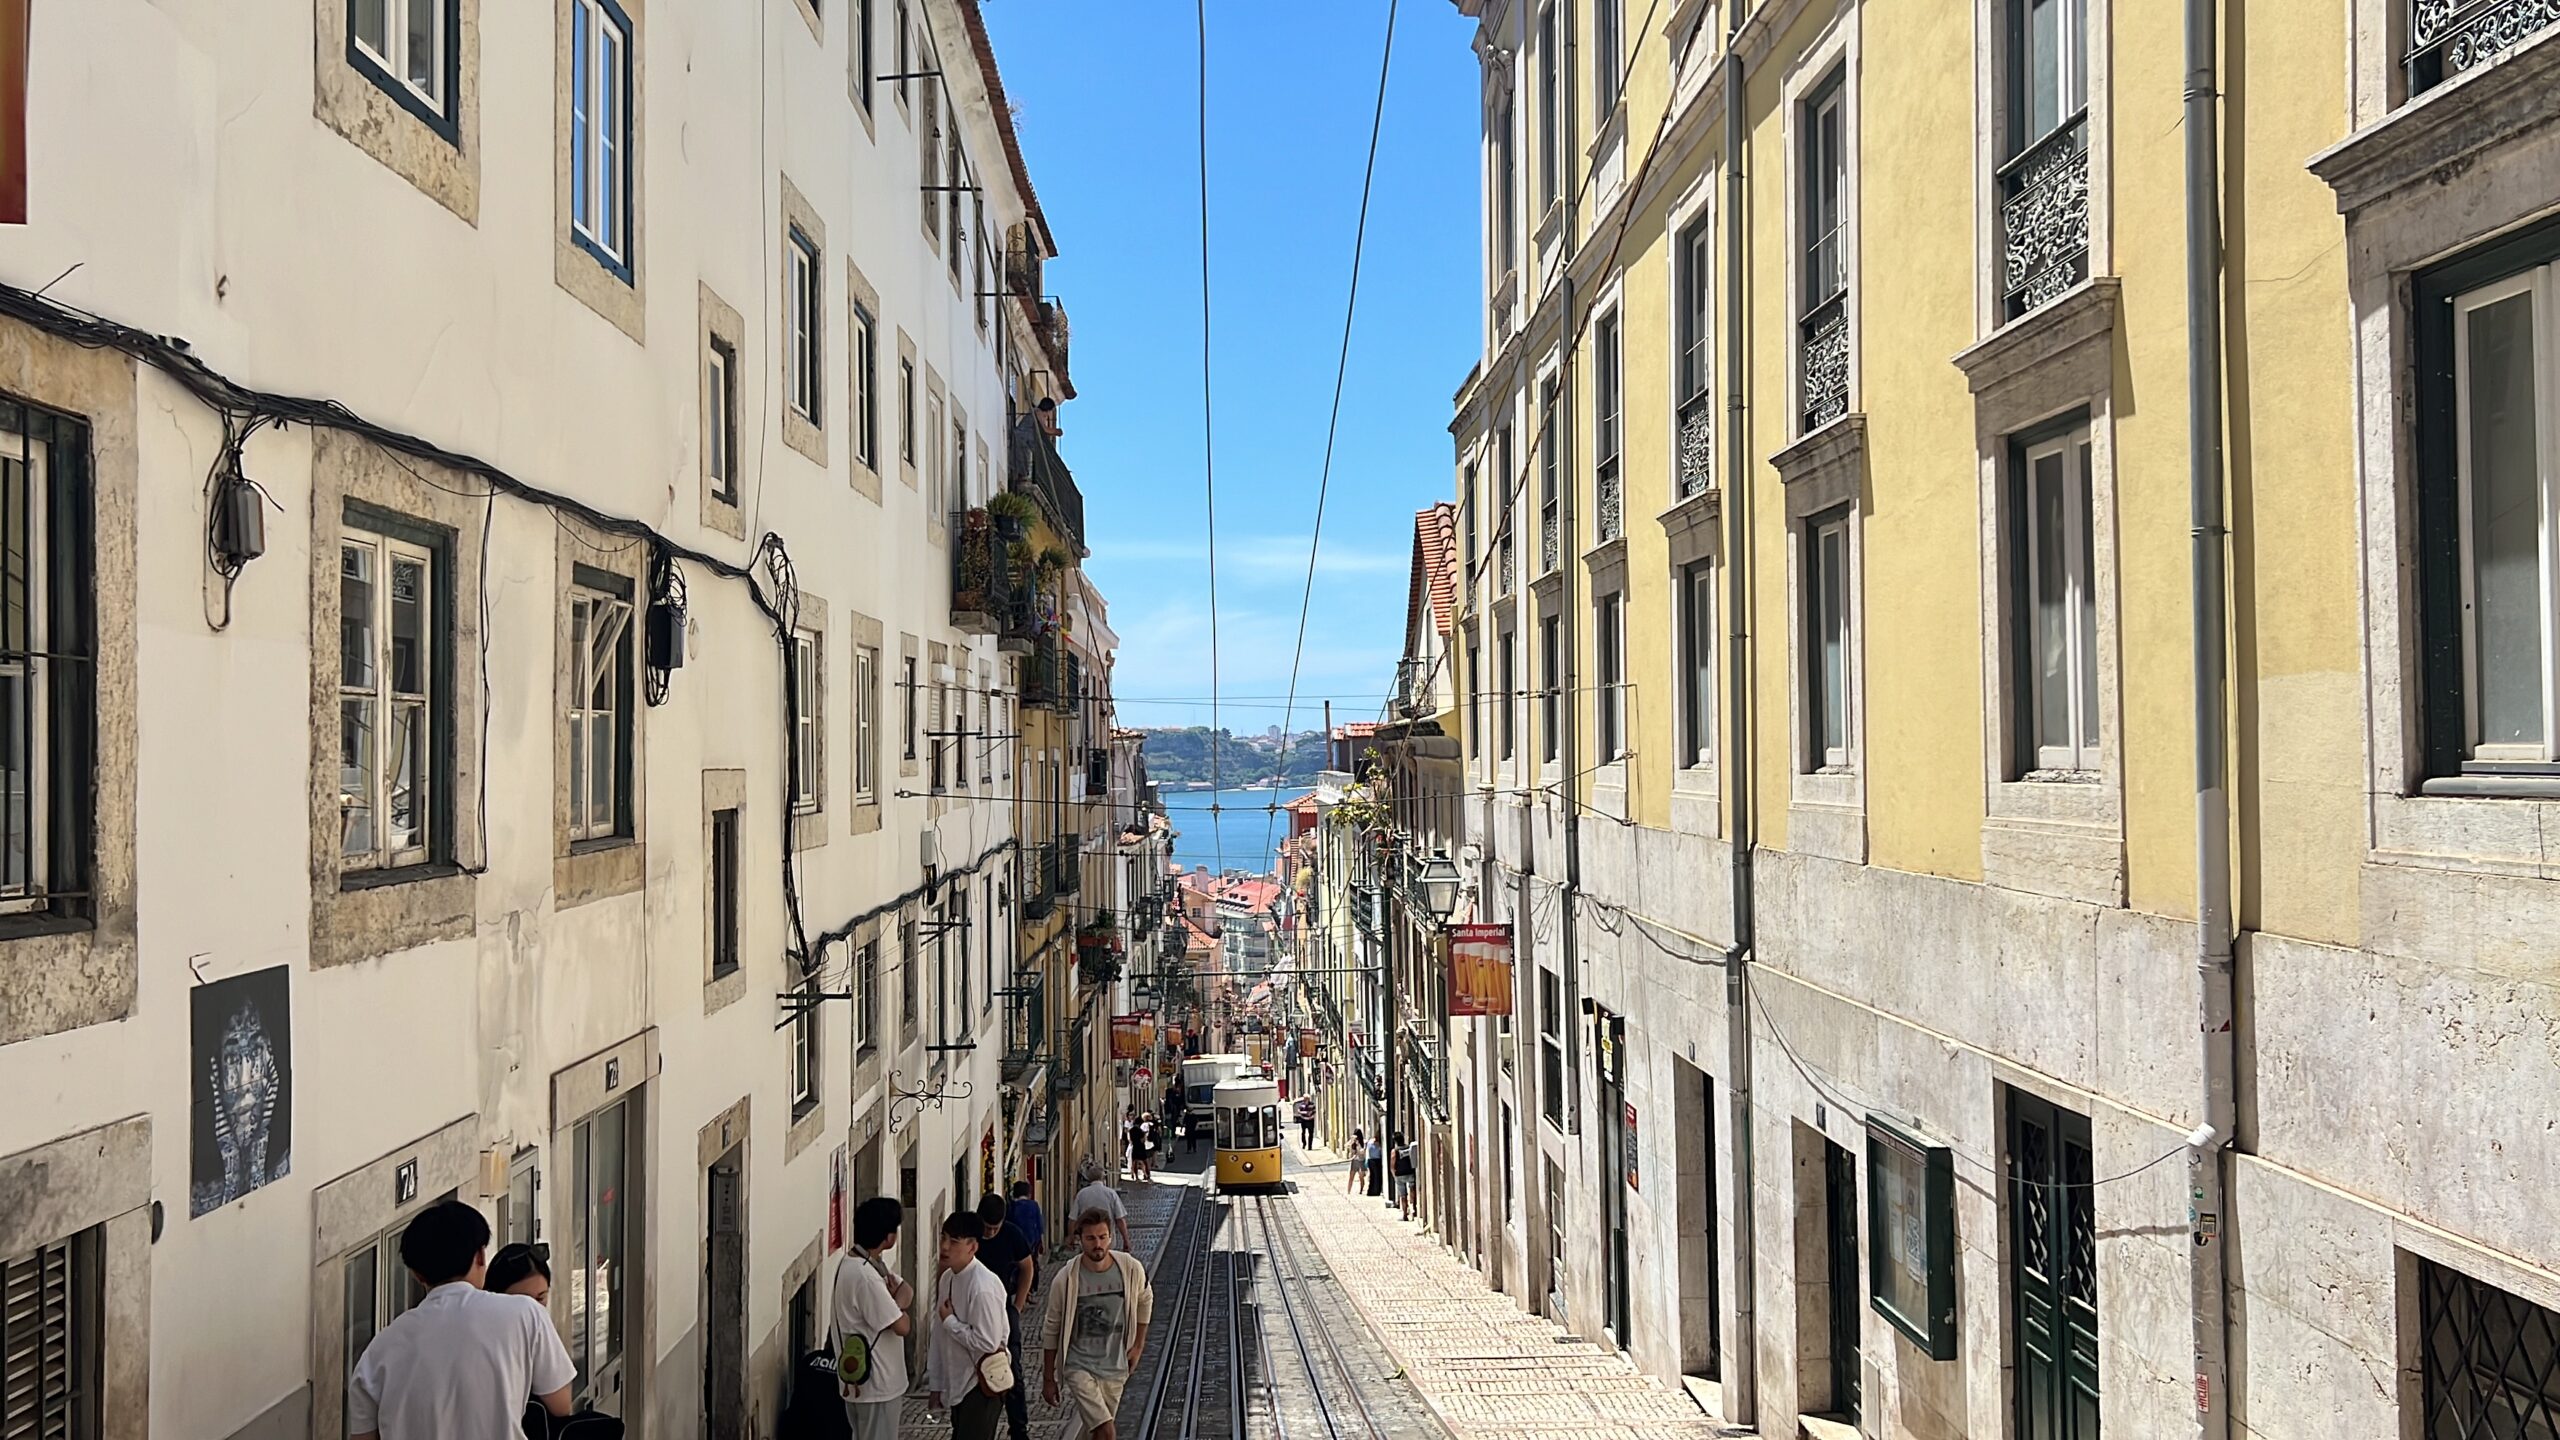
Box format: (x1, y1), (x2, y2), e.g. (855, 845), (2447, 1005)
(2010, 1091), (2099, 1440)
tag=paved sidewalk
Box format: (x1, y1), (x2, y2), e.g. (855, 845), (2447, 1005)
(1289, 1142), (1749, 1439)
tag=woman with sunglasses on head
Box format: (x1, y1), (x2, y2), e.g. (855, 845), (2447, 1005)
(486, 1243), (552, 1307)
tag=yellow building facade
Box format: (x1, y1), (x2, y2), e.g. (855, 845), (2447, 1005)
(1443, 0), (2560, 1435)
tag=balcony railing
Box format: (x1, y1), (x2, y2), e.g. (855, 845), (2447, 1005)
(1054, 836), (1082, 896)
(1085, 746), (1110, 794)
(1677, 393), (1713, 499)
(1800, 292), (1850, 433)
(2410, 0), (2559, 93)
(951, 517), (1017, 634)
(1499, 531), (1515, 592)
(1596, 461), (1623, 544)
(1540, 502), (1560, 573)
(1999, 113), (2090, 321)
(1024, 639), (1062, 710)
(1008, 420), (1086, 551)
(1002, 973), (1047, 1079)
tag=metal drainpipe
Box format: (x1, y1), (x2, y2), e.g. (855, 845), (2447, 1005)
(2183, 0), (2236, 1433)
(1719, 27), (1760, 1424)
(1558, 271), (1585, 1146)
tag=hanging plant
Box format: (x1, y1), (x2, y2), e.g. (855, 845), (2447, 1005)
(988, 491), (1039, 534)
(1036, 545), (1070, 575)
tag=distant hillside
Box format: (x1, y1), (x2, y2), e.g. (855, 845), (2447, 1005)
(1140, 727), (1328, 788)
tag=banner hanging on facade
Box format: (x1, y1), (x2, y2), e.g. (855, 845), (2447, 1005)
(1446, 923), (1516, 1016)
(1111, 1014), (1145, 1060)
(0, 0), (26, 225)
(1299, 1027), (1319, 1059)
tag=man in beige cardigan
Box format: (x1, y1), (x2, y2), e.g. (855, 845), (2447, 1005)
(1039, 1208), (1155, 1440)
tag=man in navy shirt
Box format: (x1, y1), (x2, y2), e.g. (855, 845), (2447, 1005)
(1006, 1180), (1045, 1259)
(974, 1192), (1037, 1440)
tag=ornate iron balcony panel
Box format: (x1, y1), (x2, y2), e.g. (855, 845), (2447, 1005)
(1500, 540), (1515, 592)
(1541, 508), (1560, 572)
(1677, 395), (1713, 499)
(1800, 295), (1850, 434)
(1597, 465), (1623, 544)
(2000, 116), (2090, 320)
(2411, 0), (2560, 91)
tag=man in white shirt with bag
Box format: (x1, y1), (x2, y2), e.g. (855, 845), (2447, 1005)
(831, 1196), (915, 1440)
(927, 1211), (1014, 1440)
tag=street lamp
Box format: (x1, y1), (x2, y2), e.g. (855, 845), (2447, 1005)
(1414, 851), (1460, 925)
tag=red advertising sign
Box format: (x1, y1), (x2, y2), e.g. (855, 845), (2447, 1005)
(1111, 1014), (1145, 1061)
(1446, 923), (1516, 1016)
(1298, 1027), (1319, 1059)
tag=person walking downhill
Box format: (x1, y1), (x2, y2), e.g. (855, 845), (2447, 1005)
(346, 1200), (576, 1440)
(1344, 1130), (1366, 1193)
(973, 1193), (1038, 1440)
(1040, 1209), (1156, 1440)
(830, 1197), (913, 1440)
(1392, 1134), (1418, 1221)
(1071, 1161), (1131, 1255)
(1366, 1132), (1385, 1198)
(927, 1213), (1014, 1440)
(1136, 1114), (1158, 1183)
(1293, 1095), (1316, 1149)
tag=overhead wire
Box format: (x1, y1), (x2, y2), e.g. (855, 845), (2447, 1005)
(1194, 0), (1228, 882)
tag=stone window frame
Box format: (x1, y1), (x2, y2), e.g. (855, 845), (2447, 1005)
(549, 1033), (655, 1414)
(897, 331), (921, 489)
(1969, 0), (2113, 338)
(849, 916), (889, 1092)
(790, 0), (821, 44)
(0, 331), (137, 1046)
(700, 283), (747, 541)
(1661, 176), (1717, 511)
(790, 592), (831, 852)
(314, 0), (481, 223)
(1495, 600), (1521, 792)
(1781, 16), (1862, 442)
(310, 430), (481, 972)
(848, 259), (884, 503)
(786, 966), (826, 1157)
(704, 768), (749, 1015)
(1954, 278), (2126, 905)
(847, 0), (879, 130)
(849, 610), (886, 836)
(899, 634), (922, 779)
(923, 367), (949, 549)
(0, 1117), (148, 1440)
(2309, 26), (2560, 878)
(1665, 504), (1722, 841)
(779, 174), (829, 468)
(554, 518), (647, 910)
(552, 0), (646, 341)
(1775, 416), (1868, 865)
(310, 1115), (480, 1440)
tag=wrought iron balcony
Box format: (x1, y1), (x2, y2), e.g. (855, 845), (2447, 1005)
(2000, 113), (2090, 321)
(950, 517), (1016, 635)
(1596, 462), (1623, 544)
(1677, 393), (1713, 499)
(1540, 504), (1560, 573)
(1499, 534), (1515, 592)
(2410, 0), (2559, 93)
(1054, 835), (1082, 896)
(1085, 745), (1110, 794)
(1007, 420), (1086, 551)
(1024, 639), (1063, 710)
(1002, 973), (1047, 1079)
(1800, 292), (1850, 433)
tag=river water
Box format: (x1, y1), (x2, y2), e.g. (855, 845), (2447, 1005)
(1159, 786), (1312, 877)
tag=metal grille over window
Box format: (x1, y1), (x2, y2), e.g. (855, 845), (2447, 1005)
(2001, 114), (2089, 318)
(2410, 0), (2560, 93)
(1677, 397), (1713, 499)
(2419, 1258), (2560, 1438)
(0, 1240), (76, 1440)
(1801, 299), (1850, 433)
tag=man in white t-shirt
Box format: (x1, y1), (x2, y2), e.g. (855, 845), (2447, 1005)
(349, 1200), (575, 1440)
(833, 1196), (916, 1439)
(1070, 1162), (1128, 1254)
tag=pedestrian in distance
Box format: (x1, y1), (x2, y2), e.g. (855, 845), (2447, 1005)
(928, 1213), (1014, 1440)
(1040, 1209), (1155, 1440)
(1071, 1160), (1131, 1254)
(1136, 1114), (1158, 1183)
(1294, 1095), (1316, 1149)
(830, 1197), (914, 1440)
(346, 1199), (576, 1440)
(1367, 1133), (1386, 1198)
(1392, 1134), (1418, 1221)
(974, 1193), (1038, 1440)
(1345, 1129), (1366, 1193)
(1007, 1180), (1045, 1261)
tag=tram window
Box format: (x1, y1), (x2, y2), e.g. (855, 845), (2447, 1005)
(1260, 1105), (1280, 1148)
(1217, 1108), (1235, 1149)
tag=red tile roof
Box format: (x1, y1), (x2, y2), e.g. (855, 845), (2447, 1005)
(1416, 502), (1458, 635)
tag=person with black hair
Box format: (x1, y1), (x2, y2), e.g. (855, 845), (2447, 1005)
(348, 1200), (576, 1440)
(485, 1244), (551, 1306)
(831, 1196), (913, 1439)
(927, 1212), (1011, 1440)
(973, 1193), (1036, 1440)
(1006, 1180), (1044, 1260)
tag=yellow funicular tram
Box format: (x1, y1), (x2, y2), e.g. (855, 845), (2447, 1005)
(1212, 1076), (1284, 1191)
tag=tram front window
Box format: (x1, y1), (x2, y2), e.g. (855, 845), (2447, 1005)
(1259, 1105), (1279, 1147)
(1217, 1108), (1235, 1149)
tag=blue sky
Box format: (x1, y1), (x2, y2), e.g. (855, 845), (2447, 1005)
(981, 1), (1483, 733)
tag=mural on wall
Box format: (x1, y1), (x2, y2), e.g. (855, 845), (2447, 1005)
(190, 965), (293, 1217)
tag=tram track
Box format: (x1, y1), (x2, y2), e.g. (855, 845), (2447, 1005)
(1250, 1192), (1388, 1440)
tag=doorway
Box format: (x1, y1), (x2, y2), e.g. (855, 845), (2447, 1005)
(1792, 1124), (1860, 1425)
(1823, 1138), (1861, 1424)
(1595, 1012), (1630, 1346)
(1673, 1061), (1719, 1382)
(703, 1145), (745, 1440)
(2009, 1089), (2098, 1440)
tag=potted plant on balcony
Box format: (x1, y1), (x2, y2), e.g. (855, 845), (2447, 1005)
(988, 490), (1038, 541)
(954, 526), (994, 612)
(1037, 545), (1070, 577)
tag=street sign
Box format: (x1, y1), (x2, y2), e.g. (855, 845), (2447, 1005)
(1133, 1066), (1153, 1087)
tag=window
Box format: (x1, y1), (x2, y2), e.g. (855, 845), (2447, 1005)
(568, 0), (634, 273)
(1595, 311), (1623, 543)
(567, 575), (635, 843)
(1682, 562), (1715, 767)
(1676, 217), (1713, 498)
(343, 1209), (443, 1431)
(976, 203), (992, 329)
(853, 306), (877, 468)
(854, 0), (873, 111)
(1805, 513), (1854, 770)
(567, 1098), (633, 1405)
(893, 0), (910, 108)
(2419, 253), (2560, 776)
(706, 337), (739, 505)
(855, 939), (880, 1056)
(792, 977), (820, 1117)
(2417, 1257), (2560, 1438)
(710, 807), (739, 978)
(920, 87), (942, 244)
(789, 1273), (820, 1366)
(980, 689), (995, 784)
(901, 656), (919, 762)
(929, 679), (948, 792)
(1596, 593), (1625, 762)
(1538, 375), (1561, 572)
(952, 418), (968, 517)
(1536, 2), (1559, 208)
(1494, 95), (1517, 278)
(1865, 1118), (1956, 1360)
(899, 918), (919, 1027)
(2002, 0), (2089, 316)
(1540, 616), (1561, 765)
(1538, 966), (1564, 1125)
(1592, 0), (1622, 119)
(1495, 424), (1516, 590)
(855, 645), (879, 801)
(2, 1229), (100, 1440)
(926, 393), (946, 523)
(0, 407), (92, 919)
(341, 521), (445, 873)
(792, 631), (823, 813)
(1500, 1103), (1516, 1218)
(788, 230), (823, 425)
(1799, 69), (1848, 432)
(932, 896), (950, 1046)
(1499, 625), (1518, 761)
(350, 0), (452, 121)
(946, 135), (967, 280)
(954, 894), (973, 1038)
(2014, 426), (2098, 773)
(1465, 639), (1481, 753)
(1461, 464), (1479, 575)
(899, 359), (917, 466)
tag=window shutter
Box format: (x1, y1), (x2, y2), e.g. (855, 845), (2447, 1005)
(1, 1240), (75, 1440)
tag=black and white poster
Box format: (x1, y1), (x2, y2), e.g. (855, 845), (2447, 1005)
(190, 965), (293, 1217)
